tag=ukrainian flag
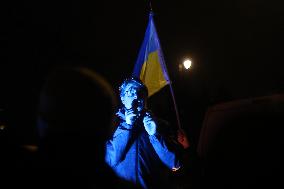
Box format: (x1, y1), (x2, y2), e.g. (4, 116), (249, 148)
(133, 12), (170, 97)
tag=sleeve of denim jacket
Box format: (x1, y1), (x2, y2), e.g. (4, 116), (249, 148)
(149, 133), (182, 171)
(105, 122), (132, 167)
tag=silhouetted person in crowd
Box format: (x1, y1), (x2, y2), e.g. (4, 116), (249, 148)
(37, 66), (137, 189)
(105, 78), (183, 189)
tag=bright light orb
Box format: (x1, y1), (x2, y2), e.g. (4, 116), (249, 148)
(183, 59), (192, 70)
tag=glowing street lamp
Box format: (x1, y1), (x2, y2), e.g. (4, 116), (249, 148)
(179, 58), (192, 73)
(183, 59), (192, 70)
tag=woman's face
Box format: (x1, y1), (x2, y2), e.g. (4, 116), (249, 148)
(120, 83), (144, 111)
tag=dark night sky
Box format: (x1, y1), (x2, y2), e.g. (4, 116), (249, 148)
(1, 0), (284, 144)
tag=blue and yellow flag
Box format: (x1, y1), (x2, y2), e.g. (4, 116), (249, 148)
(132, 12), (170, 97)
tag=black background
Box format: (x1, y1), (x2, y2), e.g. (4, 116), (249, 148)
(1, 0), (283, 145)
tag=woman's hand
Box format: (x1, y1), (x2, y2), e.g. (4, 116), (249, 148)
(125, 109), (137, 126)
(143, 112), (157, 136)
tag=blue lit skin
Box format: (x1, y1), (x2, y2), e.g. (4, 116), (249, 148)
(120, 84), (138, 110)
(143, 112), (156, 135)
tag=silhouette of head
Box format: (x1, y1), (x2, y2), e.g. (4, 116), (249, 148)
(38, 66), (117, 163)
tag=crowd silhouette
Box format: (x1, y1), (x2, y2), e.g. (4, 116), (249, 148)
(1, 66), (283, 189)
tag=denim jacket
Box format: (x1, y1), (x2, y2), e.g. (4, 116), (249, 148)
(105, 113), (181, 189)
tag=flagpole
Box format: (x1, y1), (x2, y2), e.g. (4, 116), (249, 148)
(152, 12), (190, 149)
(159, 41), (190, 149)
(150, 13), (181, 130)
(169, 82), (182, 129)
(149, 0), (153, 11)
(158, 48), (182, 131)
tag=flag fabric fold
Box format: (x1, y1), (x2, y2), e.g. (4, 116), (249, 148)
(132, 12), (170, 97)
